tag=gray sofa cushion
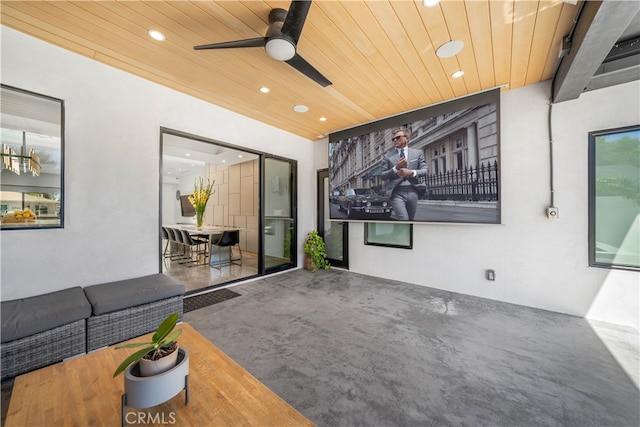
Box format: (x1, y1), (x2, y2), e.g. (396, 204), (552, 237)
(83, 274), (185, 315)
(1, 287), (92, 343)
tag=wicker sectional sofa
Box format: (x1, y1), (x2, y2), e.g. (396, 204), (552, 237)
(0, 287), (91, 380)
(83, 274), (185, 352)
(0, 274), (185, 381)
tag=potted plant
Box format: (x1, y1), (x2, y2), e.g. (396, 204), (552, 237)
(189, 177), (215, 228)
(303, 230), (330, 272)
(114, 314), (189, 422)
(113, 313), (182, 377)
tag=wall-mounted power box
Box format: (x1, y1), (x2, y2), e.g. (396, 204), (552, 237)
(486, 269), (496, 281)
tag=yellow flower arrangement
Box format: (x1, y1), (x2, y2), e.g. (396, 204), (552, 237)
(188, 177), (214, 227)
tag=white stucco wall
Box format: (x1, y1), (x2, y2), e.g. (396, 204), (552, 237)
(0, 26), (315, 299)
(2, 25), (638, 331)
(315, 80), (639, 331)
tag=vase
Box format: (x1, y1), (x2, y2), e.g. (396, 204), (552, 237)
(304, 255), (314, 271)
(196, 210), (204, 228)
(138, 343), (180, 377)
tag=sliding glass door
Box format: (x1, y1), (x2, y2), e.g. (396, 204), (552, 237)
(160, 129), (299, 291)
(262, 156), (296, 273)
(318, 169), (348, 268)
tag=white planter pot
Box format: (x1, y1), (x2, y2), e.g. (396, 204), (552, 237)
(139, 344), (180, 377)
(122, 348), (189, 426)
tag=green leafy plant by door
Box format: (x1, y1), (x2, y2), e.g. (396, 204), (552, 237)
(304, 230), (330, 272)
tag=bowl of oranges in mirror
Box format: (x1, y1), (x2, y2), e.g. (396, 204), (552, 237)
(1, 209), (37, 224)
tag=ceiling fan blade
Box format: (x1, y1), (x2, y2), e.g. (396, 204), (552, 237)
(194, 37), (266, 51)
(286, 53), (332, 87)
(281, 0), (312, 44)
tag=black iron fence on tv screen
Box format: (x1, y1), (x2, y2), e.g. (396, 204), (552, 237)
(419, 160), (498, 202)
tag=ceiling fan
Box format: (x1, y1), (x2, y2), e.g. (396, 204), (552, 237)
(194, 0), (332, 87)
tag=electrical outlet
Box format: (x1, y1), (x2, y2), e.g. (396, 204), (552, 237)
(546, 207), (559, 220)
(486, 269), (496, 281)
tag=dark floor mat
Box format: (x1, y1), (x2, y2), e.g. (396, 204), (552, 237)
(184, 289), (241, 313)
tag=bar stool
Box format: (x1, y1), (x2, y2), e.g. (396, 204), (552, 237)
(161, 226), (171, 259)
(168, 228), (186, 262)
(211, 230), (242, 270)
(180, 229), (208, 266)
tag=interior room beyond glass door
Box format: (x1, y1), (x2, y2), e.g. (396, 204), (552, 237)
(263, 156), (296, 273)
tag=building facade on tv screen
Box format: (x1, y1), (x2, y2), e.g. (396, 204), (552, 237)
(329, 90), (500, 224)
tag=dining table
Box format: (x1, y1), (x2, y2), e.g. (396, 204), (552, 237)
(167, 225), (239, 267)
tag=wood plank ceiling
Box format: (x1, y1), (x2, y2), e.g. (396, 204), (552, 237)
(1, 1), (578, 140)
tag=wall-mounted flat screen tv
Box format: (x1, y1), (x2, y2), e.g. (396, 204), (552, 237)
(180, 194), (195, 217)
(328, 89), (500, 224)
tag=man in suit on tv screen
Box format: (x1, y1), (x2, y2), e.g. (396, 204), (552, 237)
(380, 127), (428, 221)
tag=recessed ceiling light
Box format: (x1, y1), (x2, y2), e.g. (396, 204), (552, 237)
(259, 87), (270, 93)
(222, 160), (227, 163)
(293, 105), (309, 113)
(185, 153), (191, 157)
(238, 154), (243, 158)
(436, 40), (464, 58)
(452, 70), (465, 78)
(148, 30), (165, 41)
(319, 117), (327, 122)
(423, 0), (440, 6)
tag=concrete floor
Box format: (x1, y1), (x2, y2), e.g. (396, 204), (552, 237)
(186, 268), (639, 427)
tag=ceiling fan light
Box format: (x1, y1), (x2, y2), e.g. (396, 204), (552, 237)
(265, 37), (296, 61)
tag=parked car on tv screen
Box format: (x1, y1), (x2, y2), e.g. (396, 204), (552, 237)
(338, 188), (392, 219)
(329, 190), (341, 204)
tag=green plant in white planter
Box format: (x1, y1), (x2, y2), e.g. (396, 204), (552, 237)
(115, 314), (189, 425)
(113, 313), (182, 377)
(303, 230), (330, 273)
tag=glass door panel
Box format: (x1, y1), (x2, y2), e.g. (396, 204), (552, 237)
(318, 169), (348, 268)
(263, 156), (296, 273)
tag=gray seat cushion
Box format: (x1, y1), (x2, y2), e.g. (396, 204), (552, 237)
(83, 274), (185, 315)
(1, 287), (91, 343)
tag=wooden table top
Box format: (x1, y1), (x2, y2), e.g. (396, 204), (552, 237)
(166, 225), (239, 236)
(5, 323), (314, 427)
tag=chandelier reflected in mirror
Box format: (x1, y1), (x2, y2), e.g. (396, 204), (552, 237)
(1, 136), (41, 176)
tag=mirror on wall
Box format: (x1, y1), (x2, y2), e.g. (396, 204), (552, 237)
(1, 85), (64, 229)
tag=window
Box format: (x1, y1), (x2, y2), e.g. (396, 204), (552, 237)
(1, 85), (64, 229)
(453, 135), (467, 170)
(431, 144), (446, 174)
(365, 222), (412, 249)
(588, 125), (640, 270)
(363, 135), (371, 167)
